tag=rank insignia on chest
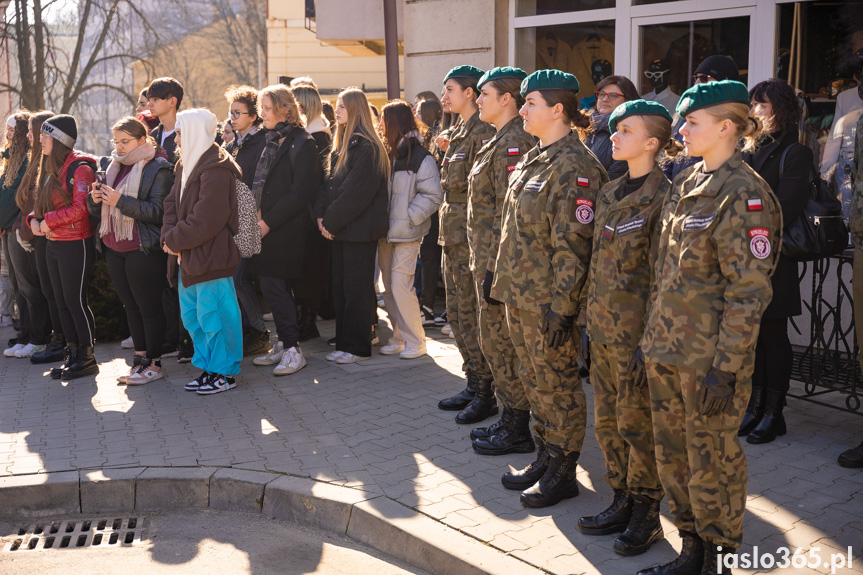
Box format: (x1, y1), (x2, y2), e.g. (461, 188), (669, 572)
(507, 147), (520, 156)
(682, 213), (714, 231)
(749, 228), (771, 259)
(577, 177), (589, 187)
(574, 198), (595, 224)
(602, 225), (614, 239)
(747, 198), (763, 211)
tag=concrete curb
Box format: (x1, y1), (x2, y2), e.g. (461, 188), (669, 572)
(0, 468), (545, 575)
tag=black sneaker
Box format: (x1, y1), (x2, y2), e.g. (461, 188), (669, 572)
(421, 305), (436, 327)
(196, 374), (236, 395)
(185, 371), (210, 391)
(177, 349), (193, 363)
(327, 337), (336, 346)
(434, 309), (447, 327)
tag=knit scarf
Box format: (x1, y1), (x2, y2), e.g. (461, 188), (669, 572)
(252, 121), (292, 210)
(100, 141), (155, 241)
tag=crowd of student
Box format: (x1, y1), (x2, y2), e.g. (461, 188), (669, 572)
(1, 53), (862, 575)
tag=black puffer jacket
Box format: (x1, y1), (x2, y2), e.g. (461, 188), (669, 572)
(585, 112), (628, 181)
(225, 127), (267, 189)
(87, 156), (174, 255)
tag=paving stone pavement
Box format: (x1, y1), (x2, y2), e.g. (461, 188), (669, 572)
(1, 316), (861, 575)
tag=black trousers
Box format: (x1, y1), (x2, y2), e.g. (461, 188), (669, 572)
(163, 284), (193, 352)
(45, 238), (95, 348)
(33, 235), (64, 343)
(332, 240), (377, 357)
(260, 276), (299, 349)
(5, 232), (50, 344)
(105, 247), (167, 359)
(752, 317), (792, 395)
(419, 212), (441, 311)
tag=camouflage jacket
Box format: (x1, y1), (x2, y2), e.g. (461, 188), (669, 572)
(849, 112), (863, 249)
(491, 131), (608, 316)
(467, 116), (535, 273)
(587, 166), (670, 347)
(438, 111), (496, 246)
(641, 152), (782, 374)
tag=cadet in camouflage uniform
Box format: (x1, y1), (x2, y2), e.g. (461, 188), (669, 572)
(637, 81), (782, 575)
(492, 70), (608, 509)
(579, 100), (676, 558)
(435, 65), (499, 424)
(465, 67), (538, 455)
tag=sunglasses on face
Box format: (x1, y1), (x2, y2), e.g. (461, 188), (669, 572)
(692, 74), (713, 84)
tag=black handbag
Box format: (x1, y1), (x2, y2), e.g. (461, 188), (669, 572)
(778, 144), (849, 262)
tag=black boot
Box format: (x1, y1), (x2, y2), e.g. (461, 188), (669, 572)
(50, 343), (77, 380)
(614, 493), (664, 556)
(636, 530), (704, 575)
(32, 333), (67, 365)
(502, 437), (548, 490)
(578, 489), (632, 535)
(520, 446), (580, 508)
(298, 303), (320, 342)
(456, 378), (498, 424)
(838, 441), (863, 468)
(701, 544), (733, 575)
(470, 413), (505, 441)
(738, 385), (764, 436)
(62, 346), (99, 380)
(473, 407), (534, 455)
(747, 390), (786, 444)
(438, 373), (477, 411)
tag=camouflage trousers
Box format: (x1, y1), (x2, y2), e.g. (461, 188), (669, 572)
(474, 276), (528, 411)
(592, 343), (662, 499)
(647, 359), (751, 548)
(443, 243), (491, 380)
(506, 305), (586, 454)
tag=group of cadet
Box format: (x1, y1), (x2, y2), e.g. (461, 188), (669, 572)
(429, 62), (782, 575)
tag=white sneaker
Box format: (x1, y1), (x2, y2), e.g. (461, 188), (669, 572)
(263, 312), (274, 322)
(273, 345), (306, 376)
(120, 336), (134, 349)
(253, 340), (284, 366)
(118, 363), (141, 384)
(14, 343), (44, 358)
(4, 343), (25, 357)
(127, 364), (164, 385)
(380, 341), (405, 355)
(400, 347), (427, 360)
(336, 352), (371, 364)
(441, 323), (453, 337)
(326, 350), (346, 362)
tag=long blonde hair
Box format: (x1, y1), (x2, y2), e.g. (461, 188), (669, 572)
(332, 88), (389, 178)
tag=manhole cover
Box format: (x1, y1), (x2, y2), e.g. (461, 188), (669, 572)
(2, 517), (144, 552)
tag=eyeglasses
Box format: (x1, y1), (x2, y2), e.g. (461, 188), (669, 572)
(691, 74), (713, 84)
(110, 138), (135, 147)
(229, 110), (250, 119)
(644, 70), (669, 80)
(595, 91), (624, 101)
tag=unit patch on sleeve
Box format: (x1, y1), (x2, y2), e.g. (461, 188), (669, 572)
(577, 177), (590, 187)
(574, 198), (595, 224)
(747, 198), (763, 211)
(507, 147), (520, 156)
(749, 228), (771, 259)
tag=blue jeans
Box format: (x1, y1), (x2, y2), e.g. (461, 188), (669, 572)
(178, 273), (242, 376)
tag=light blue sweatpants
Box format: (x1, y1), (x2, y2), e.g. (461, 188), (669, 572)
(178, 273), (242, 377)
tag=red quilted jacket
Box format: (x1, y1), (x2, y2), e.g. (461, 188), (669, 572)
(26, 150), (97, 241)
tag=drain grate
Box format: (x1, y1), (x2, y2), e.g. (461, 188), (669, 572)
(2, 517), (144, 552)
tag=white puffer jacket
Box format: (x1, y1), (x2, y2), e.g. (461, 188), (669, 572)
(386, 140), (444, 242)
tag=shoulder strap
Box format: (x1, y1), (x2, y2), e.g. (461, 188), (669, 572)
(66, 158), (96, 193)
(778, 144), (793, 180)
(289, 130), (313, 171)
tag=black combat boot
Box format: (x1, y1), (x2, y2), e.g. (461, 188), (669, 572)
(297, 303), (321, 342)
(62, 346), (99, 380)
(470, 412), (506, 441)
(738, 385), (764, 436)
(578, 489), (632, 535)
(520, 446), (580, 508)
(473, 407), (534, 455)
(32, 333), (67, 365)
(502, 437), (548, 490)
(636, 530), (704, 575)
(747, 390), (786, 444)
(701, 544), (733, 575)
(838, 441), (863, 468)
(50, 343), (77, 380)
(614, 493), (664, 556)
(438, 373), (477, 411)
(456, 377), (498, 424)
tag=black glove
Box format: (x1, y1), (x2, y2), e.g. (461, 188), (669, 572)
(541, 310), (575, 349)
(482, 270), (502, 305)
(630, 347), (646, 387)
(698, 368), (736, 416)
(579, 326), (590, 370)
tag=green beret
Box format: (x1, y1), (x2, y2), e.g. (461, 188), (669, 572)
(608, 99), (673, 133)
(477, 67), (528, 90)
(676, 79), (750, 117)
(444, 65), (485, 84)
(520, 69), (580, 97)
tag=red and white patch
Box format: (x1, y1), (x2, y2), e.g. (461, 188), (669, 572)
(507, 164), (517, 172)
(749, 228), (771, 259)
(508, 147), (520, 156)
(747, 198), (762, 211)
(577, 177), (590, 187)
(575, 199), (594, 224)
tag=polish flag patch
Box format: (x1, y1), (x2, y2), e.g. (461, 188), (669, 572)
(747, 198), (763, 211)
(577, 177), (589, 187)
(508, 147), (520, 156)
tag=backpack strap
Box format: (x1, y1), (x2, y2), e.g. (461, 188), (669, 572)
(778, 144), (793, 180)
(66, 158), (97, 194)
